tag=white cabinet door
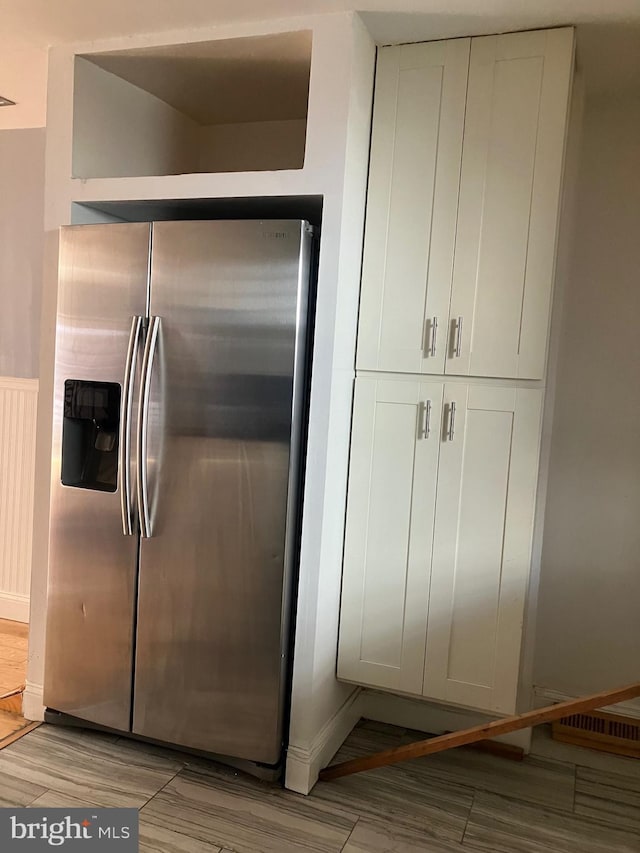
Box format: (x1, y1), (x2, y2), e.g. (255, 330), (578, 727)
(338, 377), (443, 694)
(357, 38), (469, 375)
(424, 384), (542, 713)
(447, 28), (574, 379)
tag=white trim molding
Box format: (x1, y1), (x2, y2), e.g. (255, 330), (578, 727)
(285, 687), (361, 794)
(22, 680), (45, 722)
(533, 686), (640, 720)
(0, 591), (30, 624)
(0, 377), (38, 624)
(285, 684), (540, 794)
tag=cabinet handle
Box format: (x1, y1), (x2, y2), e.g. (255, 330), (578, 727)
(418, 399), (432, 440)
(447, 401), (456, 441)
(429, 317), (438, 357)
(423, 316), (438, 358)
(451, 316), (463, 358)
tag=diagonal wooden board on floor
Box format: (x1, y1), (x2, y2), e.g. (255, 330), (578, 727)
(0, 707), (40, 749)
(0, 683), (41, 749)
(320, 681), (640, 781)
(0, 618), (28, 700)
(0, 719), (40, 749)
(0, 684), (25, 715)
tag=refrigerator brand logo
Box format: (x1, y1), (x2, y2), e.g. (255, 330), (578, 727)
(262, 231), (289, 239)
(1, 809), (138, 851)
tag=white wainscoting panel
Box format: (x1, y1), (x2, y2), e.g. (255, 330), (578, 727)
(0, 377), (38, 623)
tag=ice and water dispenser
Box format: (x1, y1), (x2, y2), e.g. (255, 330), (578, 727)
(60, 380), (121, 492)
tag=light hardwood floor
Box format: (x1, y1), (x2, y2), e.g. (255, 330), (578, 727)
(0, 618), (35, 745)
(0, 618), (27, 696)
(0, 720), (637, 851)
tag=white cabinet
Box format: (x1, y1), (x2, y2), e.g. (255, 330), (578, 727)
(356, 38), (470, 375)
(337, 377), (443, 694)
(424, 385), (542, 713)
(448, 29), (574, 379)
(357, 28), (573, 380)
(338, 379), (542, 713)
(339, 25), (572, 717)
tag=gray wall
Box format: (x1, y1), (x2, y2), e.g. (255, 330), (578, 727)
(0, 127), (45, 378)
(534, 94), (640, 697)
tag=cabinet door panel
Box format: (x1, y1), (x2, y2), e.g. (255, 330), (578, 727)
(357, 39), (469, 374)
(338, 378), (443, 694)
(447, 28), (573, 379)
(424, 385), (542, 712)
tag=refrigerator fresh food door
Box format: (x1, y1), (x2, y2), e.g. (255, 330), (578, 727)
(45, 223), (150, 730)
(133, 220), (311, 765)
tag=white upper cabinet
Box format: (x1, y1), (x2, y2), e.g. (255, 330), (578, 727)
(357, 27), (574, 380)
(338, 377), (443, 694)
(356, 38), (470, 375)
(447, 28), (574, 379)
(424, 385), (542, 713)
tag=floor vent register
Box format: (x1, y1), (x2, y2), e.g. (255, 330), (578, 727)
(552, 710), (640, 758)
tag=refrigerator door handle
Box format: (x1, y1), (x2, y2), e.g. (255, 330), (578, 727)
(119, 315), (143, 536)
(137, 315), (161, 539)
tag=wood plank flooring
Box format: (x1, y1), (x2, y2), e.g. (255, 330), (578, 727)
(0, 617), (27, 695)
(0, 618), (31, 745)
(0, 720), (637, 852)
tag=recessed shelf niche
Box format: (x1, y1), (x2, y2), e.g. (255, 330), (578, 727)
(72, 31), (312, 179)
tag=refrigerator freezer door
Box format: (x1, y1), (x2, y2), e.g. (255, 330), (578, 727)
(133, 220), (311, 765)
(45, 223), (150, 730)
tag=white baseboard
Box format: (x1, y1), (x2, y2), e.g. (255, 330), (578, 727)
(358, 689), (532, 752)
(285, 687), (361, 794)
(285, 683), (541, 795)
(533, 685), (640, 720)
(0, 591), (29, 623)
(22, 681), (45, 722)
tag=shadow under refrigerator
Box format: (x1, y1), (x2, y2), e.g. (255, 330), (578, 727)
(44, 219), (313, 772)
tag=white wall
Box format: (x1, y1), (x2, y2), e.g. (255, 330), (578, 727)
(74, 61), (308, 177)
(0, 124), (44, 626)
(73, 58), (200, 178)
(534, 93), (640, 703)
(198, 119), (306, 172)
(0, 45), (48, 131)
(0, 129), (45, 378)
(287, 16), (375, 792)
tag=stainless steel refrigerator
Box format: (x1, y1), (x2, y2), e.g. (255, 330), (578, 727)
(44, 219), (313, 771)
